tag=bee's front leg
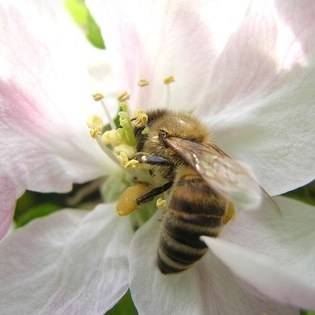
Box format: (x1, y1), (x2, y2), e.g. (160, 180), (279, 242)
(134, 152), (172, 166)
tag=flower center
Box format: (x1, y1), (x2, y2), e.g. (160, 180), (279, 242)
(87, 77), (176, 228)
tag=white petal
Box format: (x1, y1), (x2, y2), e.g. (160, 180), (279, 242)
(202, 1), (315, 194)
(0, 0), (119, 237)
(213, 196), (315, 310)
(203, 237), (315, 310)
(0, 204), (132, 314)
(87, 0), (255, 113)
(128, 210), (296, 315)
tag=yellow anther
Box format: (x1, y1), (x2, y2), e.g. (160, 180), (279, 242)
(138, 79), (150, 87)
(156, 198), (167, 209)
(114, 144), (136, 159)
(92, 93), (105, 101)
(125, 159), (139, 168)
(89, 128), (101, 138)
(132, 110), (148, 128)
(101, 130), (122, 147)
(117, 91), (130, 102)
(163, 76), (175, 85)
(117, 151), (129, 168)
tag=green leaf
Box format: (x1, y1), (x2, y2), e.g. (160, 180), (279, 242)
(106, 290), (138, 315)
(284, 181), (315, 207)
(15, 203), (60, 227)
(65, 0), (105, 48)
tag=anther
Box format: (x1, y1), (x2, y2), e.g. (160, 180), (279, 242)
(132, 110), (148, 128)
(156, 198), (167, 209)
(92, 93), (104, 101)
(92, 93), (116, 130)
(138, 79), (150, 87)
(117, 91), (130, 102)
(87, 115), (104, 139)
(163, 76), (175, 85)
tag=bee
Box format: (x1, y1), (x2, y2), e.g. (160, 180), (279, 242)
(129, 109), (265, 274)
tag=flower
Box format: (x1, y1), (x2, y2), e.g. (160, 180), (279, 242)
(1, 0), (315, 314)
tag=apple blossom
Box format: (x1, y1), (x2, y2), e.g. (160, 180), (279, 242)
(1, 0), (315, 314)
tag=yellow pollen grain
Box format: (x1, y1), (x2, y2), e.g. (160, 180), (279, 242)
(163, 76), (175, 85)
(138, 79), (150, 87)
(117, 91), (130, 102)
(92, 93), (104, 101)
(156, 198), (167, 209)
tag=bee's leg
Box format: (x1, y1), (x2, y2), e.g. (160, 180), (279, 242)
(136, 181), (173, 205)
(134, 153), (172, 166)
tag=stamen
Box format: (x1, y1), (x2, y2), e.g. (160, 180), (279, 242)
(95, 137), (120, 166)
(101, 130), (122, 147)
(92, 93), (116, 130)
(117, 91), (130, 102)
(125, 159), (140, 168)
(117, 152), (129, 167)
(114, 144), (136, 159)
(87, 115), (103, 138)
(156, 198), (167, 209)
(132, 110), (148, 128)
(163, 76), (175, 85)
(163, 76), (175, 108)
(138, 79), (150, 87)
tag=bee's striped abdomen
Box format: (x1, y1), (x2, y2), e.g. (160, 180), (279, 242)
(157, 170), (227, 274)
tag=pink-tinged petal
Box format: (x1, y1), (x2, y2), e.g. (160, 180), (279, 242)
(203, 237), (315, 310)
(0, 204), (132, 314)
(215, 196), (315, 310)
(86, 0), (255, 112)
(128, 210), (297, 315)
(0, 0), (118, 236)
(199, 1), (315, 194)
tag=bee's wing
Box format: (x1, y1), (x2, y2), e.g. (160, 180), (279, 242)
(164, 136), (264, 210)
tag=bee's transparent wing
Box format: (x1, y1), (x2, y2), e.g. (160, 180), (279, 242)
(164, 136), (263, 210)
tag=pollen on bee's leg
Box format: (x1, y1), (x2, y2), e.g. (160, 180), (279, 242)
(116, 183), (153, 216)
(222, 202), (235, 225)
